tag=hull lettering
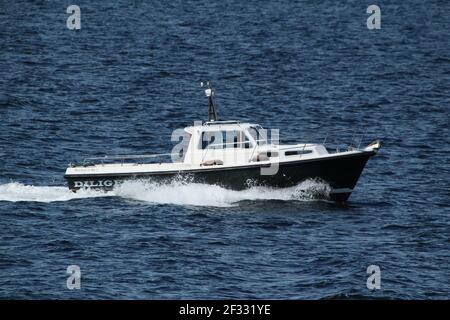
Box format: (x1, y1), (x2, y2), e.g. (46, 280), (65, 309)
(73, 180), (115, 189)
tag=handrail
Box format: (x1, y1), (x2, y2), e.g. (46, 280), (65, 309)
(321, 130), (367, 150)
(82, 153), (177, 166)
(84, 153), (175, 161)
(78, 130), (368, 166)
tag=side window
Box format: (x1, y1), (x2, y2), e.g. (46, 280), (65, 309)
(224, 131), (250, 149)
(201, 131), (250, 149)
(224, 130), (239, 149)
(201, 131), (223, 149)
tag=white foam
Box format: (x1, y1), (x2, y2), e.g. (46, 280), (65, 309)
(0, 179), (330, 207)
(0, 182), (107, 203)
(113, 179), (331, 207)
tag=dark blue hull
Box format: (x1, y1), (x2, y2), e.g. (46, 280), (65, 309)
(65, 151), (376, 201)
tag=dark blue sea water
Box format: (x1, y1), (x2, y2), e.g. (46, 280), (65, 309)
(0, 0), (449, 299)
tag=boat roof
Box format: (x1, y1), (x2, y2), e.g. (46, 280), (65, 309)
(184, 121), (262, 134)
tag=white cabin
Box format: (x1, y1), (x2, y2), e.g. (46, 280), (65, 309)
(181, 120), (329, 167)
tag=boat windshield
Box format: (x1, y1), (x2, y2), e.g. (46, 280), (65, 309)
(201, 130), (251, 149)
(248, 125), (267, 146)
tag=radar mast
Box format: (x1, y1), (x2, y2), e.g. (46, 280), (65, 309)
(201, 81), (217, 122)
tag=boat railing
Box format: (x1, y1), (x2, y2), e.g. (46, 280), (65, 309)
(321, 129), (367, 150)
(73, 130), (370, 167)
(280, 129), (368, 153)
(74, 152), (180, 167)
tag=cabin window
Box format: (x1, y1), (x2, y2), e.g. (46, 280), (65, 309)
(224, 130), (248, 149)
(201, 130), (249, 149)
(201, 131), (221, 149)
(285, 150), (312, 156)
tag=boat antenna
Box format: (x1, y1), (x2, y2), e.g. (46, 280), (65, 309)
(201, 81), (217, 122)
